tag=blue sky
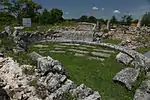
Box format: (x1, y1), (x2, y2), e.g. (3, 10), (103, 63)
(34, 0), (150, 19)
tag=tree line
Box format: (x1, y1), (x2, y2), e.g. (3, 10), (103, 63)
(1, 0), (150, 26)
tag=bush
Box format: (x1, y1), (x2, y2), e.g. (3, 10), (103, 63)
(102, 28), (109, 33)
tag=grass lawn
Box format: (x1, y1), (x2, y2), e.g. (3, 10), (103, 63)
(22, 42), (143, 100)
(104, 39), (122, 45)
(0, 35), (144, 100)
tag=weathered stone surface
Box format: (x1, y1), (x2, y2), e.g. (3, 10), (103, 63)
(134, 80), (150, 100)
(74, 53), (85, 57)
(49, 50), (66, 53)
(113, 68), (139, 90)
(61, 43), (80, 46)
(83, 91), (101, 100)
(35, 40), (150, 72)
(45, 79), (76, 100)
(93, 49), (115, 53)
(54, 45), (66, 48)
(33, 44), (48, 48)
(91, 52), (111, 58)
(30, 52), (65, 74)
(82, 45), (96, 48)
(68, 49), (89, 54)
(71, 84), (101, 100)
(88, 57), (105, 61)
(116, 52), (133, 65)
(37, 56), (54, 73)
(54, 47), (63, 50)
(0, 57), (42, 100)
(30, 51), (43, 61)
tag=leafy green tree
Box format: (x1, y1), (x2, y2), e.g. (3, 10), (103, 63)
(98, 18), (105, 24)
(79, 15), (88, 22)
(40, 9), (51, 24)
(1, 0), (42, 24)
(142, 12), (150, 26)
(88, 16), (97, 23)
(110, 16), (117, 24)
(50, 8), (63, 24)
(40, 8), (63, 24)
(120, 15), (127, 25)
(126, 15), (133, 25)
(0, 11), (15, 24)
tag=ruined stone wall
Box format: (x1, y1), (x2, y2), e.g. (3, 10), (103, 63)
(34, 39), (150, 72)
(0, 52), (101, 100)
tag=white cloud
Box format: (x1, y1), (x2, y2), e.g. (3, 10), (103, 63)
(92, 7), (98, 10)
(65, 12), (69, 14)
(113, 9), (120, 14)
(102, 8), (104, 11)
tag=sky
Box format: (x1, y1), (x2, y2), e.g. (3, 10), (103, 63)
(34, 0), (150, 19)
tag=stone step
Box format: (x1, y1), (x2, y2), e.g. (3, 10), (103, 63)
(88, 57), (105, 61)
(60, 43), (80, 46)
(91, 52), (111, 58)
(49, 50), (66, 53)
(93, 49), (115, 53)
(82, 45), (96, 48)
(54, 45), (67, 48)
(67, 49), (89, 54)
(33, 44), (48, 48)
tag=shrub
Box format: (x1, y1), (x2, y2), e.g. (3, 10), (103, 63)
(102, 28), (109, 33)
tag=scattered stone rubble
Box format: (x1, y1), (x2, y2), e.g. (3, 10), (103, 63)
(0, 57), (41, 100)
(30, 52), (101, 100)
(0, 51), (101, 100)
(133, 72), (150, 100)
(2, 21), (150, 99)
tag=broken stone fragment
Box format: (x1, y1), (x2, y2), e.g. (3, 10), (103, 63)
(116, 52), (133, 65)
(134, 80), (150, 100)
(30, 52), (43, 61)
(71, 84), (101, 100)
(113, 68), (139, 90)
(37, 57), (53, 73)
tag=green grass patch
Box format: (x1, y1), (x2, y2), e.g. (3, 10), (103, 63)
(104, 39), (122, 45)
(2, 40), (145, 100)
(136, 47), (150, 54)
(28, 42), (142, 100)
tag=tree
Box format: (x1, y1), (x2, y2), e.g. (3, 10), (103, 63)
(88, 16), (97, 23)
(98, 18), (105, 24)
(40, 9), (51, 24)
(40, 8), (63, 25)
(126, 15), (133, 25)
(79, 15), (88, 22)
(0, 11), (15, 24)
(1, 0), (42, 24)
(110, 16), (117, 24)
(120, 15), (127, 25)
(50, 8), (63, 24)
(142, 12), (150, 26)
